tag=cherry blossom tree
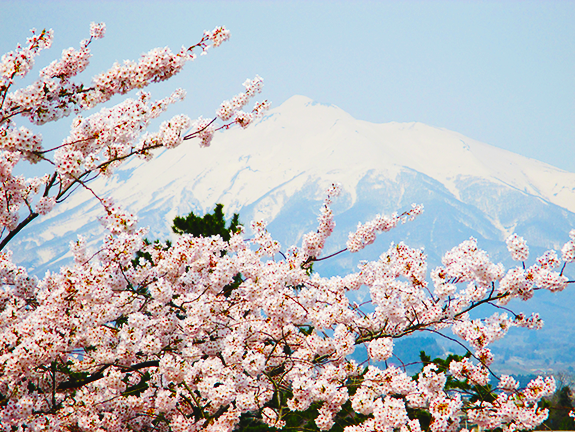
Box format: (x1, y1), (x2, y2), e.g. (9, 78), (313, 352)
(1, 22), (574, 432)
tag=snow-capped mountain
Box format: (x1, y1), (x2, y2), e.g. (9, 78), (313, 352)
(17, 95), (575, 268)
(13, 95), (575, 373)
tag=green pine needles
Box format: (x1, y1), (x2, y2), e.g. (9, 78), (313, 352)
(172, 203), (241, 241)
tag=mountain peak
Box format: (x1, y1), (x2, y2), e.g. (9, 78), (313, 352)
(259, 97), (575, 215)
(282, 94), (314, 106)
(270, 95), (355, 124)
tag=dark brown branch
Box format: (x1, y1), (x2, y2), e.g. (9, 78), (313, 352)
(310, 248), (348, 263)
(355, 291), (509, 345)
(57, 360), (159, 391)
(422, 328), (500, 381)
(182, 117), (217, 140)
(0, 212), (39, 251)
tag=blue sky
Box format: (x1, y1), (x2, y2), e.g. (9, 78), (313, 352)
(1, 0), (574, 172)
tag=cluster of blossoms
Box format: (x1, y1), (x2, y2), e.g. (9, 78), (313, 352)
(0, 177), (572, 431)
(497, 235), (569, 302)
(0, 20), (573, 432)
(346, 203), (424, 253)
(301, 183), (340, 258)
(0, 28), (54, 89)
(561, 229), (575, 262)
(0, 23), (269, 249)
(506, 233), (529, 261)
(192, 75), (269, 148)
(98, 198), (139, 235)
(212, 75), (271, 146)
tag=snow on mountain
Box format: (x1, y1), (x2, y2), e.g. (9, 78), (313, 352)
(16, 95), (575, 269)
(11, 95), (575, 372)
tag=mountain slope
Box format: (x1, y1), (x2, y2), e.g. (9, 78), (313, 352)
(12, 95), (575, 373)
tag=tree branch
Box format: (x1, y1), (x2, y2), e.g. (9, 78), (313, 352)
(0, 211), (39, 252)
(57, 360), (159, 391)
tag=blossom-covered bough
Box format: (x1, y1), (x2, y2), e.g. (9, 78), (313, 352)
(0, 22), (574, 432)
(0, 23), (268, 250)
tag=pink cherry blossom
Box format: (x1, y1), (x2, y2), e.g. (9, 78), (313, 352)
(506, 233), (529, 261)
(0, 20), (573, 432)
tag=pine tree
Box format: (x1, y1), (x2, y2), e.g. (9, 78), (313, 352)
(541, 385), (575, 430)
(172, 203), (240, 241)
